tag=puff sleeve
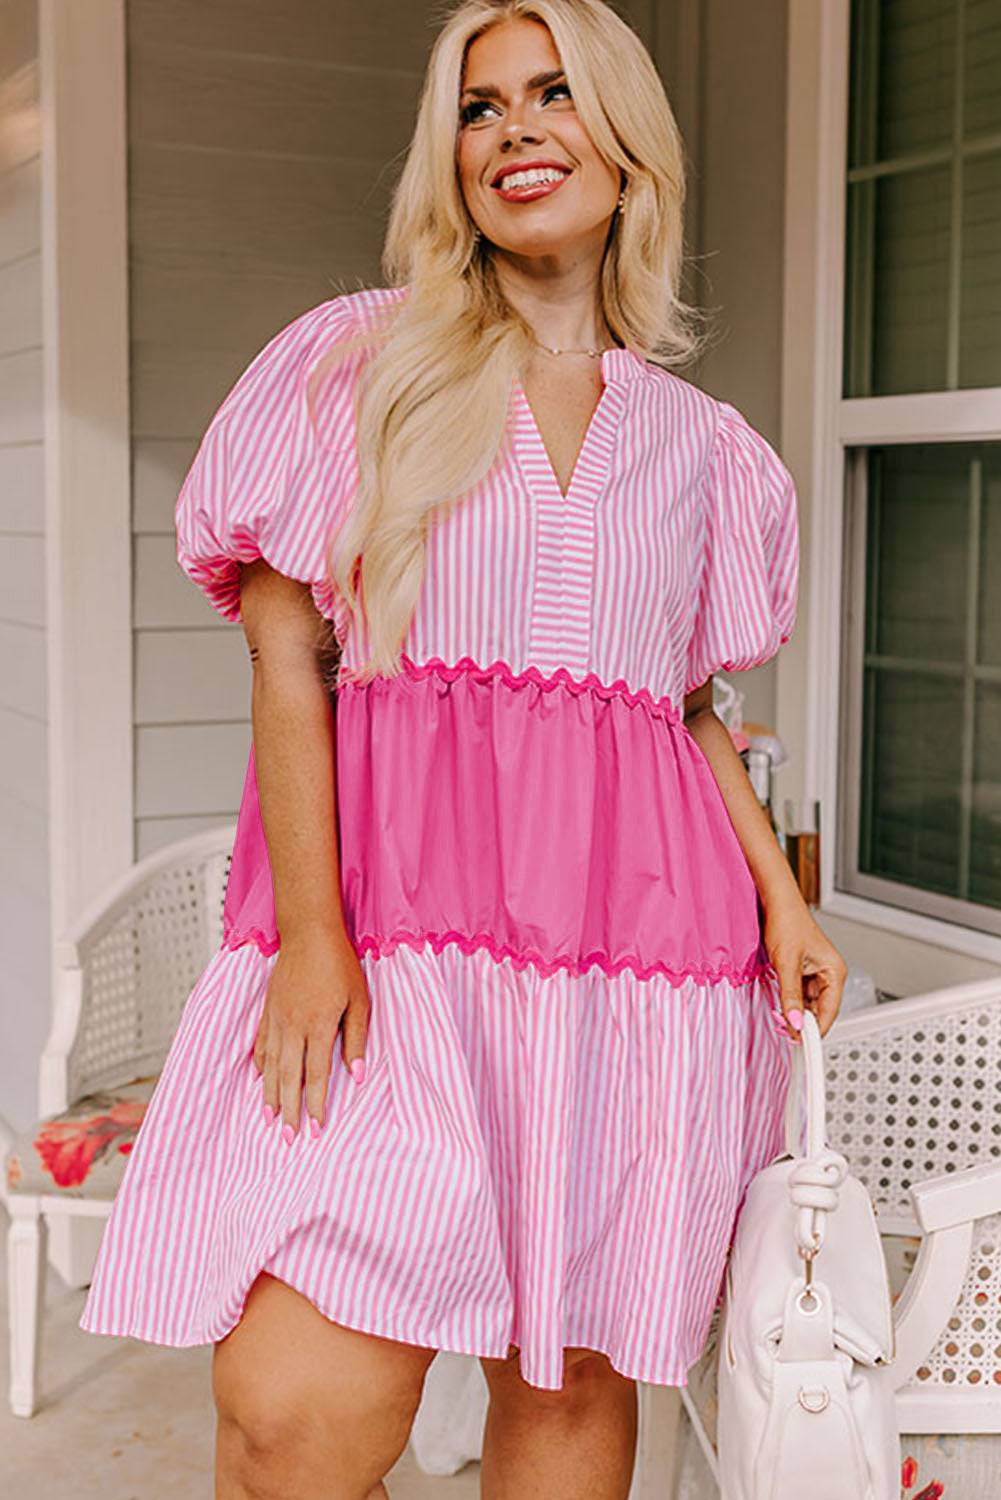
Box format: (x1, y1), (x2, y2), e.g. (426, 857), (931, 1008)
(174, 295), (363, 624)
(683, 400), (800, 695)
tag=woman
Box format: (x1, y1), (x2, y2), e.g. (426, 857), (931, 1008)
(80, 1), (848, 1495)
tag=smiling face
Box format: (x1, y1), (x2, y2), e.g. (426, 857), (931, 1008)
(455, 16), (621, 261)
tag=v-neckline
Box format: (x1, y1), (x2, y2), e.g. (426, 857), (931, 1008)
(509, 344), (645, 507)
(513, 375), (609, 502)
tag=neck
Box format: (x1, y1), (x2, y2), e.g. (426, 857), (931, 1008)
(491, 248), (612, 355)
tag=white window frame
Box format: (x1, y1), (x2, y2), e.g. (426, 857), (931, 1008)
(781, 0), (1001, 972)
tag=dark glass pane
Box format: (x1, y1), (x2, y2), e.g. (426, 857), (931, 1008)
(868, 446), (969, 661)
(970, 683), (1001, 907)
(878, 0), (956, 160)
(849, 0), (957, 172)
(847, 0), (879, 172)
(965, 0), (1001, 137)
(859, 668), (964, 894)
(862, 168), (952, 395)
(980, 447), (1001, 666)
(855, 442), (1001, 915)
(844, 179), (874, 397)
(960, 150), (1001, 388)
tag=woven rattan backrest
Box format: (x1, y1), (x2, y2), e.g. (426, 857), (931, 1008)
(825, 991), (1001, 1403)
(67, 843), (233, 1100)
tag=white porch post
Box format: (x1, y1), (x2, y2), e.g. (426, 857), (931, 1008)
(39, 0), (133, 1282)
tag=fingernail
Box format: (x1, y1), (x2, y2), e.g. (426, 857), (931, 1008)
(282, 1121), (295, 1145)
(350, 1057), (366, 1086)
(309, 1115), (321, 1139)
(787, 1008), (803, 1030)
(263, 1102), (275, 1125)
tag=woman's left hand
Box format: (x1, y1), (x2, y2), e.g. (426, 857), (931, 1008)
(762, 895), (849, 1042)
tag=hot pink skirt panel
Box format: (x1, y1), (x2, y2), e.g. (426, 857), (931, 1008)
(224, 654), (770, 987)
(78, 939), (791, 1391)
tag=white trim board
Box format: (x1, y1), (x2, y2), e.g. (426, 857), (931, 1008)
(39, 1), (133, 947)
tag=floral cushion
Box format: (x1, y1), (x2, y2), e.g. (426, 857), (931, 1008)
(3, 1076), (158, 1199)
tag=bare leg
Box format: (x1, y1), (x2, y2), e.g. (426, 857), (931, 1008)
(213, 1271), (437, 1499)
(478, 1345), (638, 1500)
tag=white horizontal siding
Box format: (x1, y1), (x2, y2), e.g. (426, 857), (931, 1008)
(0, 248), (41, 352)
(0, 532), (43, 627)
(136, 813), (235, 861)
(0, 704), (46, 814)
(136, 630), (250, 723)
(0, 618), (46, 718)
(0, 345), (42, 443)
(0, 439), (43, 531)
(136, 722), (250, 819)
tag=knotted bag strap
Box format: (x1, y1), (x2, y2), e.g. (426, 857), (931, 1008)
(782, 1009), (850, 1256)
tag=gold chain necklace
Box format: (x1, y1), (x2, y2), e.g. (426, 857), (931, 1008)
(530, 337), (617, 359)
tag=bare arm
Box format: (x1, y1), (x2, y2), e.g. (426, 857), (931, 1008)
(682, 678), (847, 1039)
(240, 558), (348, 946)
(239, 558), (370, 1138)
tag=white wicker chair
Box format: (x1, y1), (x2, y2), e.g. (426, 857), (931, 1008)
(2, 825), (235, 1417)
(672, 974), (1001, 1498)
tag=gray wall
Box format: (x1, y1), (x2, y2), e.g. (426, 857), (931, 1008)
(0, 0), (48, 1132)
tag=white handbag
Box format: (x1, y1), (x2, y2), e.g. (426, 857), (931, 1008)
(716, 1008), (901, 1499)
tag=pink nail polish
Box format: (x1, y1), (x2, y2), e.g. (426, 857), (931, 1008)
(282, 1122), (295, 1145)
(787, 1008), (803, 1030)
(350, 1057), (366, 1086)
(309, 1115), (321, 1139)
(263, 1102), (275, 1125)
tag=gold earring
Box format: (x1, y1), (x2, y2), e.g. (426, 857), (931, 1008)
(617, 187), (626, 212)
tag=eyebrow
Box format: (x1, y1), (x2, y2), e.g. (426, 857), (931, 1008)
(459, 68), (566, 101)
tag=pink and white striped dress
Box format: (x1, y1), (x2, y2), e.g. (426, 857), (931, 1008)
(79, 283), (800, 1391)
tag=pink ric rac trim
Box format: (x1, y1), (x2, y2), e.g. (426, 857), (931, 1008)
(338, 652), (686, 726)
(221, 917), (773, 988)
(222, 925), (280, 957)
(348, 925), (772, 987)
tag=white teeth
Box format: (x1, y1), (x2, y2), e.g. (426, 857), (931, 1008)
(497, 167), (568, 190)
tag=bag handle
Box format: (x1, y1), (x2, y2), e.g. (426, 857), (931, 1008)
(782, 1007), (824, 1159)
(781, 1008), (849, 1260)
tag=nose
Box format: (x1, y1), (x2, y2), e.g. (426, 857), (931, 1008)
(502, 121), (542, 147)
(502, 100), (542, 145)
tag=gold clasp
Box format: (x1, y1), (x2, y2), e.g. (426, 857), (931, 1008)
(797, 1231), (822, 1288)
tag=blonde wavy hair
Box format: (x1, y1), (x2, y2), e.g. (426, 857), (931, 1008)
(311, 0), (710, 683)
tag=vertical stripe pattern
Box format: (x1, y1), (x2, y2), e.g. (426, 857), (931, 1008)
(173, 284), (800, 709)
(80, 283), (802, 1392)
(79, 941), (791, 1391)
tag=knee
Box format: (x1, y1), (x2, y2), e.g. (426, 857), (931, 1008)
(213, 1346), (423, 1492)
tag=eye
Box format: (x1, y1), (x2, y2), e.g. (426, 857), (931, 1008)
(459, 80), (573, 126)
(460, 99), (493, 125)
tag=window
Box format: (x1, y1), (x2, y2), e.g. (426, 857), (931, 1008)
(837, 0), (1001, 936)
